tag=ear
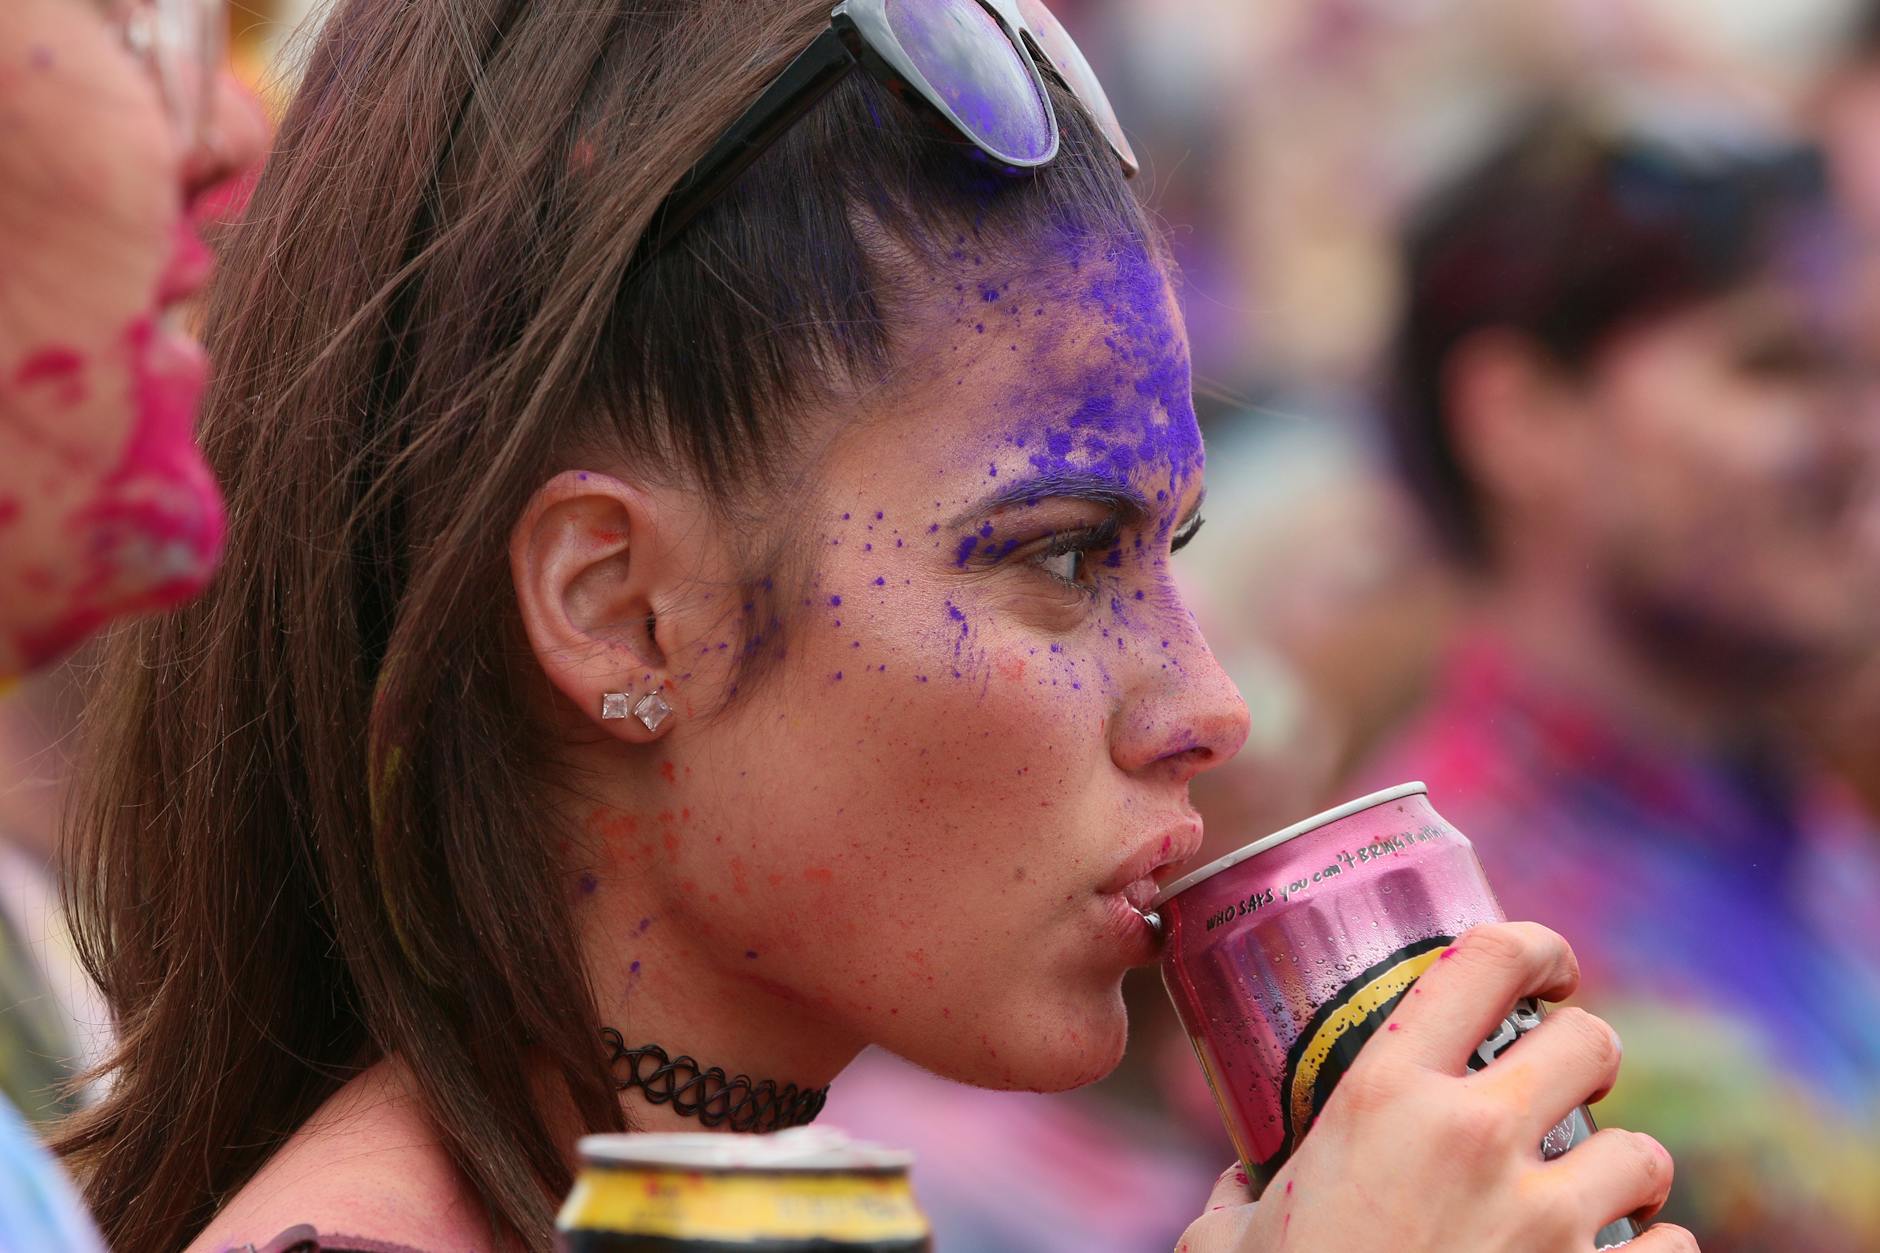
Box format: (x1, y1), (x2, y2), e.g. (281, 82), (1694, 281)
(1443, 329), (1591, 519)
(510, 471), (674, 741)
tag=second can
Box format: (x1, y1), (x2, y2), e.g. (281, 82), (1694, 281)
(1152, 782), (1638, 1249)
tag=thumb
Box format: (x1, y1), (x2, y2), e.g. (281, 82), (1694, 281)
(1175, 1163), (1258, 1252)
(1205, 1161), (1254, 1211)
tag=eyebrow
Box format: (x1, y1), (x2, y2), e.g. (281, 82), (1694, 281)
(950, 473), (1204, 530)
(949, 473), (1154, 529)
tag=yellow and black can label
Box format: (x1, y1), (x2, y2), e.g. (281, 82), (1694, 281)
(558, 1166), (931, 1252)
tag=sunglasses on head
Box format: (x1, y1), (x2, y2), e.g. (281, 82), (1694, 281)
(636, 0), (1137, 267)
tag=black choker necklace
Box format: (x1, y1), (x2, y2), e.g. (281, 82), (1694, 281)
(602, 1029), (829, 1133)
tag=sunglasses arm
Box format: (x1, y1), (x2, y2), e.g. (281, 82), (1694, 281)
(635, 25), (858, 264)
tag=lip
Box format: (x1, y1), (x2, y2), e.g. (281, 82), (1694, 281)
(1096, 815), (1204, 961)
(157, 222), (216, 309)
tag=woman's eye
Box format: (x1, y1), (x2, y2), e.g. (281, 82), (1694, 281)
(1038, 548), (1085, 585)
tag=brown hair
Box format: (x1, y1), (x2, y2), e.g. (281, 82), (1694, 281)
(55, 1), (1146, 1249)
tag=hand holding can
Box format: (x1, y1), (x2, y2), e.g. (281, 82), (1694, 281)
(1159, 785), (1696, 1252)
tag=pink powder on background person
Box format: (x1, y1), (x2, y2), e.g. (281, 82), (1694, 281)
(15, 318), (224, 668)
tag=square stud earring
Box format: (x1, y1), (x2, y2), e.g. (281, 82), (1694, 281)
(632, 690), (673, 733)
(601, 692), (635, 721)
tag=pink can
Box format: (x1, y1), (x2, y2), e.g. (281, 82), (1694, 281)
(1152, 783), (1637, 1248)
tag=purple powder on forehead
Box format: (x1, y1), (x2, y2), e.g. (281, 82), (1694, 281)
(874, 577), (886, 586)
(987, 236), (1204, 507)
(830, 595), (842, 607)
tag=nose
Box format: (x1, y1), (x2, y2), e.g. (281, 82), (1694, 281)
(182, 73), (271, 214)
(1110, 618), (1251, 784)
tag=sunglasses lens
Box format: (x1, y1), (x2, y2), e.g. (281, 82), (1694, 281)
(883, 0), (1055, 165)
(1013, 0), (1137, 175)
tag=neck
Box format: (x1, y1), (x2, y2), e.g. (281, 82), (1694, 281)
(572, 879), (865, 1137)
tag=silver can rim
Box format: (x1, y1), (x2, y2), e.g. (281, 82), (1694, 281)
(1151, 781), (1428, 910)
(576, 1127), (914, 1172)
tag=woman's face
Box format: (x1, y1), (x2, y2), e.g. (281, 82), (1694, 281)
(545, 235), (1249, 1092)
(0, 0), (265, 681)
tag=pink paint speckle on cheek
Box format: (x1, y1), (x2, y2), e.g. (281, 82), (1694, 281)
(13, 347), (88, 408)
(15, 348), (83, 387)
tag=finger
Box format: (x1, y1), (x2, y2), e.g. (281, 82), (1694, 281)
(1470, 1006), (1622, 1139)
(1547, 1128), (1675, 1232)
(1378, 922), (1581, 1073)
(1623, 1223), (1700, 1253)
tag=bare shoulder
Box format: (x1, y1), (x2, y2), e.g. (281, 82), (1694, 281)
(186, 1062), (495, 1253)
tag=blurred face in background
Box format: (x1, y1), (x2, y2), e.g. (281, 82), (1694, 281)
(1558, 279), (1879, 682)
(0, 0), (265, 683)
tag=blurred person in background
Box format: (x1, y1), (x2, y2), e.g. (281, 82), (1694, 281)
(1807, 2), (1880, 827)
(1366, 112), (1880, 1252)
(1, 0), (267, 1245)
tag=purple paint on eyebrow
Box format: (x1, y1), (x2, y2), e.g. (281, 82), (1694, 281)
(954, 534), (979, 566)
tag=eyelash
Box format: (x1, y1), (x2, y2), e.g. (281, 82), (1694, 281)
(1029, 513), (1206, 590)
